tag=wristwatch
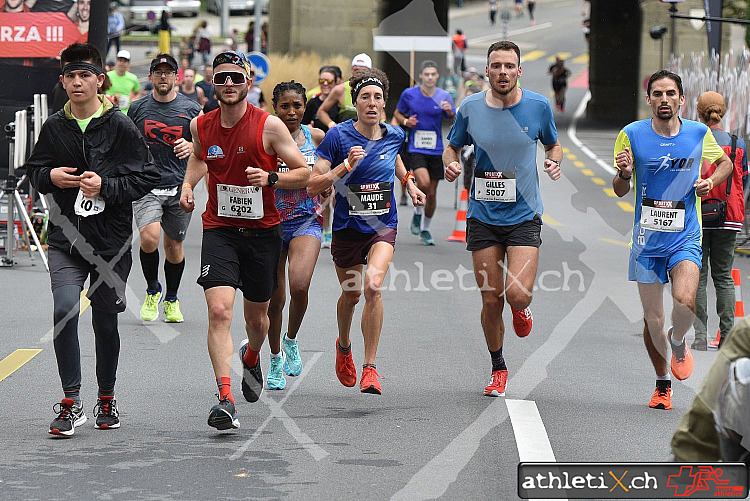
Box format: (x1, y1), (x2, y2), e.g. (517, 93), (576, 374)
(267, 172), (279, 187)
(618, 170), (631, 181)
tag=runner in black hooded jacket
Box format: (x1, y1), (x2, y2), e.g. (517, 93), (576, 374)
(25, 42), (158, 437)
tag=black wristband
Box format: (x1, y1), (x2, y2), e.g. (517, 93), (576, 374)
(618, 170), (631, 181)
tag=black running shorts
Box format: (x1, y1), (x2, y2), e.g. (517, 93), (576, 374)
(410, 153), (445, 180)
(198, 226), (282, 303)
(466, 215), (542, 251)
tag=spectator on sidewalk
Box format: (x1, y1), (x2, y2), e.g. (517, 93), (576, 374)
(671, 317), (750, 460)
(179, 36), (195, 67)
(196, 20), (211, 65)
(452, 29), (467, 77)
(692, 91), (748, 351)
(106, 4), (124, 59)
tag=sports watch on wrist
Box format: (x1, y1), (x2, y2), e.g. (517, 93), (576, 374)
(267, 172), (279, 187)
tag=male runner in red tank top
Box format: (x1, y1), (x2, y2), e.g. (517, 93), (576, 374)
(180, 51), (310, 430)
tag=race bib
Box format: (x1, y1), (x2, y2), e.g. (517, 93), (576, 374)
(118, 94), (131, 110)
(347, 182), (392, 216)
(305, 154), (316, 170)
(152, 186), (178, 197)
(278, 162), (289, 173)
(640, 198), (685, 232)
(474, 171), (516, 202)
(414, 130), (438, 150)
(74, 189), (105, 217)
(217, 183), (264, 219)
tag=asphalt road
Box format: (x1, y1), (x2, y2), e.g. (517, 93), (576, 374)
(1, 1), (747, 500)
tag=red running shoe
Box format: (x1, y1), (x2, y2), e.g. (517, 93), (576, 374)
(511, 306), (533, 337)
(669, 327), (694, 381)
(335, 338), (356, 387)
(483, 369), (508, 397)
(360, 366), (383, 395)
(648, 381), (672, 410)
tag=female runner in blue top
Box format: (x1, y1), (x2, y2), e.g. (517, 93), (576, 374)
(308, 68), (425, 395)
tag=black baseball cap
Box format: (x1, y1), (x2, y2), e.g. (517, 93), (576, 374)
(150, 54), (178, 73)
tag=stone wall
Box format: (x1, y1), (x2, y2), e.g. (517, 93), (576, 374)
(268, 0), (380, 62)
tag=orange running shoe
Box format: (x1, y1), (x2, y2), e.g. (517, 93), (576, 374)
(335, 338), (356, 387)
(669, 329), (694, 381)
(360, 365), (383, 394)
(483, 369), (508, 397)
(648, 380), (672, 410)
(511, 306), (533, 337)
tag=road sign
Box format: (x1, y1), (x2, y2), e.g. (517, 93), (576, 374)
(147, 10), (156, 22)
(373, 35), (452, 86)
(246, 51), (270, 84)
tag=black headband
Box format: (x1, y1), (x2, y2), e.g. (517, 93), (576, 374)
(62, 62), (102, 75)
(353, 76), (385, 101)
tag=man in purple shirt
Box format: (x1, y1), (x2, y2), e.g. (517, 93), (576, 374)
(394, 60), (456, 246)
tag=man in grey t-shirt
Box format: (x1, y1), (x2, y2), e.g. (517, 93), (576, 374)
(127, 54), (202, 323)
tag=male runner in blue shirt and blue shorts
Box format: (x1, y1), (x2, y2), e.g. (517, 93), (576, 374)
(444, 41), (562, 398)
(614, 70), (732, 410)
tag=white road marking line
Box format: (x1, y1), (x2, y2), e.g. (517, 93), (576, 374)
(567, 90), (616, 175)
(229, 351), (327, 462)
(507, 399), (563, 501)
(506, 400), (556, 462)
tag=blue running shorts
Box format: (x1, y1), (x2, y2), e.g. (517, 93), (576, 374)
(281, 215), (323, 251)
(628, 243), (702, 284)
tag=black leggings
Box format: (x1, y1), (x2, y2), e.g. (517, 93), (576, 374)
(53, 285), (120, 396)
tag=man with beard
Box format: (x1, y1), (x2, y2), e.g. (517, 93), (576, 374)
(613, 70), (732, 411)
(179, 51), (310, 431)
(443, 41), (562, 398)
(128, 54), (202, 324)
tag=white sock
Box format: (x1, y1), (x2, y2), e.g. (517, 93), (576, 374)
(656, 374), (671, 381)
(270, 352), (282, 359)
(422, 216), (432, 231)
(670, 333), (684, 346)
(414, 206), (423, 216)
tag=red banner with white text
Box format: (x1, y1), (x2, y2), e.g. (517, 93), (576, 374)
(0, 12), (88, 58)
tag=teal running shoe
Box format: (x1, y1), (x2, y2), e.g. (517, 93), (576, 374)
(410, 214), (422, 235)
(267, 355), (286, 390)
(282, 333), (302, 376)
